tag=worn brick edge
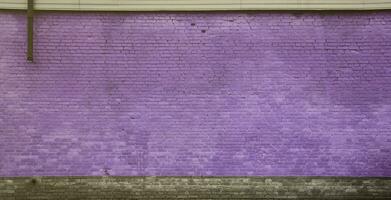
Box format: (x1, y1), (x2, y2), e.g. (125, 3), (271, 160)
(1, 176), (390, 199)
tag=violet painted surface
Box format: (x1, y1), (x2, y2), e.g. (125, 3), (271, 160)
(0, 11), (390, 177)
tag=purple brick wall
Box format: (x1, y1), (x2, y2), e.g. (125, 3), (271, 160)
(0, 11), (390, 177)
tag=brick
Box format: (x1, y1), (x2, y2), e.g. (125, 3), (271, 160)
(0, 11), (390, 177)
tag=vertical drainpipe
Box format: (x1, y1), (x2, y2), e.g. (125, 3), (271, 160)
(27, 0), (34, 61)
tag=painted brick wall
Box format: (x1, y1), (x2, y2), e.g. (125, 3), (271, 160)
(0, 11), (390, 177)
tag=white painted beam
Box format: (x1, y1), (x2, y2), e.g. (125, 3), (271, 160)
(0, 0), (390, 11)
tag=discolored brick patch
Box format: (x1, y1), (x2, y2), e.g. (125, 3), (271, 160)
(0, 177), (390, 199)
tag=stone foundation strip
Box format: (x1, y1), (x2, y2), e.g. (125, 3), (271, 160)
(0, 177), (390, 199)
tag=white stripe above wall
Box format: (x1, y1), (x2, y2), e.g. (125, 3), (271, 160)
(0, 0), (390, 11)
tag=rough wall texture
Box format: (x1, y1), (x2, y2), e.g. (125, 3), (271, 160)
(0, 11), (391, 177)
(1, 177), (391, 200)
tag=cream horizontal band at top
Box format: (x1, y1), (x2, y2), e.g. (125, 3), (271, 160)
(0, 0), (390, 11)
